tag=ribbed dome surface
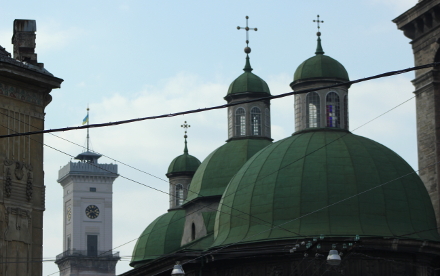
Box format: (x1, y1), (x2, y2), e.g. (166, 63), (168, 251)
(293, 54), (349, 82)
(185, 139), (271, 203)
(226, 55), (271, 96)
(167, 153), (201, 174)
(130, 210), (185, 268)
(293, 37), (349, 82)
(212, 129), (440, 247)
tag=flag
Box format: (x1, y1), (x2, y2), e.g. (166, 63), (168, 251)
(82, 114), (89, 125)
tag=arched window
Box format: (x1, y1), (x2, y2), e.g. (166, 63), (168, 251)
(265, 108), (270, 137)
(344, 95), (348, 129)
(228, 109), (233, 138)
(175, 184), (184, 207)
(326, 92), (340, 128)
(235, 108), (246, 136)
(191, 223), (196, 241)
(306, 92), (320, 128)
(250, 107), (261, 135)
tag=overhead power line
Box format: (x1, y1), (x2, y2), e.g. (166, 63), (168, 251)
(1, 62), (437, 139)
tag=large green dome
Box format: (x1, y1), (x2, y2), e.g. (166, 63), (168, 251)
(293, 37), (349, 82)
(212, 129), (440, 247)
(226, 55), (270, 96)
(184, 139), (271, 203)
(130, 210), (185, 268)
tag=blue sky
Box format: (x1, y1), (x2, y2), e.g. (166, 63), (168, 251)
(0, 0), (420, 275)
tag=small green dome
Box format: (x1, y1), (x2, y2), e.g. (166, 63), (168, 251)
(167, 138), (201, 175)
(184, 139), (271, 203)
(130, 210), (185, 268)
(227, 55), (271, 96)
(212, 129), (440, 247)
(293, 37), (349, 82)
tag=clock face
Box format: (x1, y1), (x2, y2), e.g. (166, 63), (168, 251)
(85, 205), (100, 219)
(66, 207), (72, 221)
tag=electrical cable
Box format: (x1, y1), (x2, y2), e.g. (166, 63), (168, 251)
(0, 61), (437, 139)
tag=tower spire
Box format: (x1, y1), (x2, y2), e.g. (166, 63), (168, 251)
(313, 15), (325, 55)
(86, 107), (90, 151)
(181, 121), (190, 154)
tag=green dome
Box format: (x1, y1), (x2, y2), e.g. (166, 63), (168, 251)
(130, 210), (185, 268)
(226, 55), (271, 96)
(185, 139), (271, 203)
(167, 139), (201, 175)
(212, 129), (440, 247)
(293, 37), (349, 82)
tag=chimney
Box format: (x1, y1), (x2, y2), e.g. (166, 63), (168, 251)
(12, 19), (38, 65)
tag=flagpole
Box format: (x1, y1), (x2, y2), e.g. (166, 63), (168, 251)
(86, 107), (90, 152)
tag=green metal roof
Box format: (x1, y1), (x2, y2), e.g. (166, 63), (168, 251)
(167, 138), (201, 174)
(227, 55), (271, 96)
(212, 129), (440, 247)
(293, 37), (349, 82)
(185, 139), (272, 203)
(130, 210), (185, 268)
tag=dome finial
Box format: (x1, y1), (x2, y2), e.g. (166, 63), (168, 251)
(313, 15), (325, 55)
(237, 16), (258, 56)
(243, 54), (253, 72)
(181, 121), (190, 154)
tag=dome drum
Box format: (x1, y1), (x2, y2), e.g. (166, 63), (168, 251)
(294, 86), (349, 132)
(227, 102), (272, 141)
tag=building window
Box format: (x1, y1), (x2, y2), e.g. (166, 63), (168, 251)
(191, 223), (196, 241)
(344, 95), (348, 129)
(228, 109), (233, 138)
(250, 107), (261, 135)
(176, 184), (184, 207)
(265, 108), (270, 137)
(90, 187), (96, 192)
(87, 235), (98, 257)
(235, 108), (246, 136)
(326, 92), (340, 128)
(306, 92), (320, 128)
(67, 235), (71, 251)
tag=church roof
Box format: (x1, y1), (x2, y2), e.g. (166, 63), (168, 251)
(184, 138), (271, 204)
(226, 55), (271, 96)
(212, 128), (440, 248)
(167, 138), (201, 175)
(130, 210), (185, 268)
(293, 37), (349, 83)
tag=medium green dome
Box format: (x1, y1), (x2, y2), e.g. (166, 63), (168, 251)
(184, 139), (271, 203)
(167, 139), (201, 175)
(227, 55), (271, 96)
(212, 129), (440, 247)
(130, 210), (185, 268)
(293, 37), (349, 82)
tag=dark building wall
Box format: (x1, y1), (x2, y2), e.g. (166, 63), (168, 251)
(394, 0), (440, 232)
(0, 20), (62, 276)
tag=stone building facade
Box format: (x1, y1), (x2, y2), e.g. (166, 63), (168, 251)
(393, 0), (440, 232)
(0, 20), (62, 275)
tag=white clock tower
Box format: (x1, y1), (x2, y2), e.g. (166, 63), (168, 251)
(55, 150), (119, 276)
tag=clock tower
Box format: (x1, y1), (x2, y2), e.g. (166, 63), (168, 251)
(55, 150), (120, 276)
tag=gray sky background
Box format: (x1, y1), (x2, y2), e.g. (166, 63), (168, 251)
(0, 0), (421, 274)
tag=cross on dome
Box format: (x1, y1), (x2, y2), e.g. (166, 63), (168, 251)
(313, 14), (324, 36)
(237, 16), (258, 54)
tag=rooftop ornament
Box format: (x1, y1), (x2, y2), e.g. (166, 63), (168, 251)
(171, 261), (185, 275)
(237, 15), (257, 54)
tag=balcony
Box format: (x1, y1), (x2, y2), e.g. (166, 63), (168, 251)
(56, 249), (120, 261)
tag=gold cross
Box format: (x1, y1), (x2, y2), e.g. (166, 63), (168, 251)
(237, 16), (258, 47)
(313, 15), (324, 34)
(181, 121), (190, 137)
